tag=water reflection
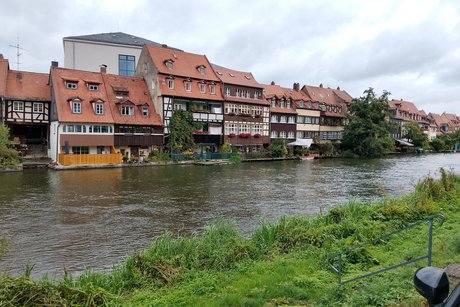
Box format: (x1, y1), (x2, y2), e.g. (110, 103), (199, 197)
(0, 154), (459, 278)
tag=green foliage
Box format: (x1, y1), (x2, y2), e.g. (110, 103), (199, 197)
(220, 142), (232, 153)
(342, 88), (396, 158)
(229, 153), (242, 164)
(430, 137), (445, 152)
(167, 109), (195, 152)
(403, 121), (428, 148)
(2, 170), (460, 306)
(268, 138), (287, 157)
(0, 125), (20, 166)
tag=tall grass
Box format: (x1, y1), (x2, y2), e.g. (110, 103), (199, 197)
(1, 168), (459, 306)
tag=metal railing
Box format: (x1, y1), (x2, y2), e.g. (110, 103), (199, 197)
(327, 214), (446, 286)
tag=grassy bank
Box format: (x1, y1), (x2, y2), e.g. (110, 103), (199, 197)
(1, 169), (460, 306)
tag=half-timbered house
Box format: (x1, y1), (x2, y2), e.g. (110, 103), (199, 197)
(2, 58), (50, 157)
(137, 44), (225, 151)
(211, 64), (269, 152)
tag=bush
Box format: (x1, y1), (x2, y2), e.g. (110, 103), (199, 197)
(0, 147), (20, 166)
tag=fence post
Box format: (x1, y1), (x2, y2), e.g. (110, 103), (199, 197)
(428, 217), (433, 266)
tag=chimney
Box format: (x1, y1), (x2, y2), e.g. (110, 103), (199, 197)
(270, 81), (275, 85)
(16, 72), (23, 81)
(51, 61), (58, 67)
(337, 86), (340, 90)
(100, 64), (107, 74)
(293, 83), (300, 91)
(161, 44), (168, 48)
(319, 83), (323, 88)
(0, 54), (3, 59)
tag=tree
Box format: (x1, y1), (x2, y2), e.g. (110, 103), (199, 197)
(167, 109), (195, 153)
(403, 122), (428, 148)
(0, 124), (20, 166)
(342, 88), (396, 158)
(269, 138), (287, 157)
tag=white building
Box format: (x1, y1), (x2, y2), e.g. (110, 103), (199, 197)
(63, 32), (176, 76)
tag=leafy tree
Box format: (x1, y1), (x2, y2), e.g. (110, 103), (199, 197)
(403, 121), (428, 148)
(430, 137), (445, 152)
(342, 88), (396, 158)
(167, 109), (195, 153)
(269, 138), (287, 157)
(0, 124), (20, 166)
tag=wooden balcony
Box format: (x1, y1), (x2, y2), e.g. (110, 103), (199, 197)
(59, 153), (122, 166)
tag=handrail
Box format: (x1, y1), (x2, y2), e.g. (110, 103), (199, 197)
(327, 214), (445, 285)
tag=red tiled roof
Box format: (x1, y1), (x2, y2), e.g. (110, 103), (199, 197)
(0, 59), (8, 96)
(224, 96), (269, 106)
(51, 67), (114, 123)
(442, 112), (460, 123)
(158, 73), (224, 101)
(145, 44), (220, 81)
(102, 74), (162, 126)
(302, 85), (348, 117)
(429, 113), (449, 126)
(211, 64), (262, 88)
(388, 99), (419, 114)
(5, 70), (50, 101)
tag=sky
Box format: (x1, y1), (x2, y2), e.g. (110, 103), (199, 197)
(1, 0), (459, 115)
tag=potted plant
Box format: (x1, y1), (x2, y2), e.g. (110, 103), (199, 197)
(228, 133), (236, 138)
(254, 133), (261, 138)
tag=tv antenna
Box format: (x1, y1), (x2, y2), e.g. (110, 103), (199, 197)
(9, 36), (28, 70)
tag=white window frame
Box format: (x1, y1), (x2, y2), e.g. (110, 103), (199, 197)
(72, 100), (81, 114)
(199, 83), (206, 93)
(88, 84), (99, 91)
(225, 123), (238, 135)
(280, 131), (287, 138)
(121, 106), (134, 116)
(142, 106), (149, 117)
(95, 103), (104, 115)
(271, 98), (276, 107)
(288, 131), (294, 139)
(271, 115), (277, 123)
(66, 82), (78, 89)
(280, 116), (287, 123)
(209, 84), (216, 94)
(13, 101), (24, 112)
(32, 102), (43, 113)
(280, 99), (285, 108)
(185, 81), (192, 92)
(288, 116), (295, 124)
(167, 78), (174, 90)
(225, 87), (231, 96)
(270, 131), (278, 138)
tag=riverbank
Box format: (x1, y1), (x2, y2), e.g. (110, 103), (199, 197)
(1, 169), (459, 306)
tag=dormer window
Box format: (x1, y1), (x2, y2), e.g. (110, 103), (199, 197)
(209, 84), (216, 95)
(287, 99), (291, 109)
(142, 106), (149, 117)
(197, 65), (206, 74)
(165, 60), (174, 69)
(280, 99), (285, 108)
(299, 100), (304, 108)
(229, 73), (235, 77)
(71, 100), (81, 113)
(167, 78), (174, 90)
(66, 81), (78, 89)
(199, 82), (206, 93)
(271, 98), (276, 107)
(225, 87), (231, 96)
(121, 105), (134, 116)
(184, 80), (192, 92)
(88, 84), (99, 91)
(216, 71), (223, 76)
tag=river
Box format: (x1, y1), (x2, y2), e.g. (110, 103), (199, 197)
(0, 153), (459, 279)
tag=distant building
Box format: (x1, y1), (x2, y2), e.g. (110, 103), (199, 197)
(63, 32), (177, 76)
(302, 84), (351, 142)
(0, 56), (50, 157)
(137, 44), (225, 150)
(212, 64), (269, 152)
(388, 99), (431, 140)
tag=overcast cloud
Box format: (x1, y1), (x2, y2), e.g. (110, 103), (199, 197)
(1, 0), (459, 114)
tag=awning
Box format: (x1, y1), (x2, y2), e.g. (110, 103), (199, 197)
(395, 139), (414, 146)
(287, 139), (313, 148)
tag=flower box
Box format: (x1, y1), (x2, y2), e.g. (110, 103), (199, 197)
(239, 133), (251, 138)
(254, 133), (261, 138)
(194, 130), (204, 134)
(228, 133), (236, 138)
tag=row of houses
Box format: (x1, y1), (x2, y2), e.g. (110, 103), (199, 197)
(1, 32), (459, 165)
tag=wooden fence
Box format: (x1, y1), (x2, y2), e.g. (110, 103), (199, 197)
(59, 153), (122, 166)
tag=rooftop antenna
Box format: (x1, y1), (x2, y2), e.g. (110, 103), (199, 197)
(9, 36), (28, 70)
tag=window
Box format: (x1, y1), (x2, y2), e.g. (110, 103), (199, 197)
(167, 78), (174, 89)
(72, 100), (81, 114)
(280, 131), (287, 138)
(288, 116), (295, 124)
(288, 131), (294, 139)
(13, 101), (24, 111)
(225, 123), (238, 135)
(72, 146), (89, 155)
(271, 98), (276, 107)
(253, 124), (263, 134)
(174, 103), (186, 111)
(88, 84), (99, 91)
(225, 87), (231, 96)
(185, 81), (192, 92)
(65, 124), (86, 133)
(119, 54), (135, 76)
(199, 83), (206, 93)
(240, 124), (250, 133)
(308, 101), (312, 109)
(287, 99), (291, 109)
(271, 115), (277, 122)
(66, 81), (77, 89)
(197, 66), (205, 74)
(32, 102), (43, 113)
(253, 106), (263, 116)
(225, 104), (238, 114)
(165, 60), (173, 69)
(142, 106), (149, 117)
(280, 99), (285, 108)
(89, 125), (112, 133)
(209, 84), (216, 94)
(280, 116), (287, 123)
(236, 89), (241, 97)
(121, 106), (134, 115)
(95, 103), (104, 115)
(271, 131), (278, 138)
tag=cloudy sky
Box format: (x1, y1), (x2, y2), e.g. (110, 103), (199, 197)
(1, 0), (459, 114)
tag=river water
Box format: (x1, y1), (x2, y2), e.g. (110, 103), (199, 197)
(0, 153), (459, 278)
